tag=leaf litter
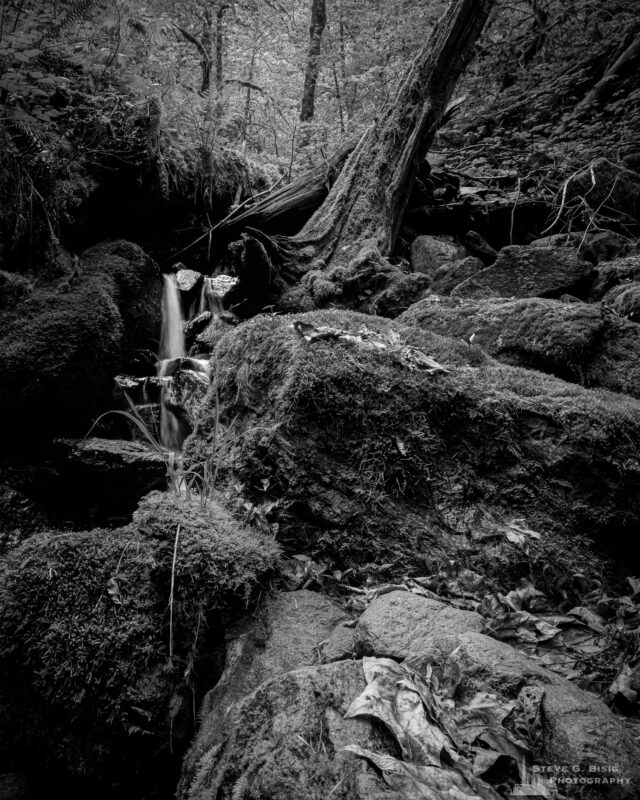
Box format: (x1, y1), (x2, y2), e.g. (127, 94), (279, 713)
(344, 656), (555, 799)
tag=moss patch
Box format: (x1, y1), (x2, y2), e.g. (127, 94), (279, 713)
(0, 492), (279, 796)
(186, 310), (640, 576)
(400, 295), (640, 398)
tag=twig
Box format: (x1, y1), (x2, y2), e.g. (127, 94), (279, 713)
(168, 523), (181, 664)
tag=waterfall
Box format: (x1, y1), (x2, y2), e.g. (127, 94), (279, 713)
(160, 275), (185, 360)
(159, 275), (186, 451)
(198, 277), (223, 317)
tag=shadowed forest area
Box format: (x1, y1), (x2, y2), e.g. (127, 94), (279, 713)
(1, 1), (640, 799)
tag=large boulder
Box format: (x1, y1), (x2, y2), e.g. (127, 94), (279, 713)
(400, 295), (640, 398)
(0, 240), (162, 446)
(451, 245), (595, 299)
(440, 633), (640, 800)
(186, 310), (640, 572)
(0, 492), (280, 797)
(198, 590), (347, 721)
(178, 660), (397, 800)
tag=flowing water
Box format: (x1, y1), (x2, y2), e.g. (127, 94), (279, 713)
(159, 275), (187, 451)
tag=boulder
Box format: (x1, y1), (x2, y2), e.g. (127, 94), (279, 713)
(460, 230), (497, 265)
(354, 591), (483, 661)
(321, 621), (357, 663)
(430, 256), (484, 295)
(175, 268), (203, 294)
(369, 271), (430, 317)
(186, 310), (640, 572)
(198, 590), (347, 721)
(0, 492), (280, 797)
(603, 282), (640, 323)
(178, 660), (397, 800)
(0, 240), (162, 445)
(410, 235), (467, 276)
(37, 437), (167, 527)
(451, 245), (595, 299)
(590, 255), (640, 301)
(399, 295), (640, 398)
(442, 633), (640, 800)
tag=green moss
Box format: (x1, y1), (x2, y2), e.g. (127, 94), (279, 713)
(0, 492), (279, 792)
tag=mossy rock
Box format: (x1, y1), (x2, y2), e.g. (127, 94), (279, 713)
(0, 240), (161, 445)
(0, 492), (280, 797)
(400, 295), (640, 398)
(186, 310), (640, 574)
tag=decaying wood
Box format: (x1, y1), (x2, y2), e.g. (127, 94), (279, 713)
(229, 0), (496, 312)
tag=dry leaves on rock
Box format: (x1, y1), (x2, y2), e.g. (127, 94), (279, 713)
(344, 657), (545, 800)
(290, 321), (450, 374)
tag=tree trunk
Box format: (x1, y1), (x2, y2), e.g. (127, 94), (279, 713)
(228, 0), (495, 315)
(300, 0), (327, 122)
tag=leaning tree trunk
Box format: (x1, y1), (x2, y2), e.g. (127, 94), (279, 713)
(229, 0), (495, 314)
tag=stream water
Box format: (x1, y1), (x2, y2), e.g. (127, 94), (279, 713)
(158, 275), (187, 450)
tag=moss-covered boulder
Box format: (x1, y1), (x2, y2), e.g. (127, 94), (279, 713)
(450, 245), (594, 299)
(0, 240), (161, 446)
(590, 255), (640, 301)
(0, 492), (279, 797)
(186, 310), (640, 574)
(399, 295), (640, 398)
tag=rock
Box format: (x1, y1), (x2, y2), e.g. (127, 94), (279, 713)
(410, 235), (467, 276)
(579, 230), (629, 265)
(529, 232), (582, 249)
(442, 633), (640, 800)
(175, 268), (203, 295)
(451, 245), (595, 299)
(0, 270), (32, 308)
(369, 272), (430, 317)
(355, 591), (483, 662)
(0, 492), (280, 797)
(460, 230), (497, 265)
(198, 590), (346, 722)
(603, 282), (640, 322)
(184, 310), (212, 343)
(431, 256), (484, 295)
(590, 255), (640, 301)
(187, 310), (640, 571)
(399, 295), (640, 398)
(178, 660), (396, 800)
(320, 620), (357, 663)
(0, 484), (46, 554)
(39, 437), (167, 526)
(0, 240), (162, 446)
(568, 158), (640, 220)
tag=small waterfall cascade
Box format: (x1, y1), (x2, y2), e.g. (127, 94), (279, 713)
(114, 269), (235, 456)
(160, 274), (186, 361)
(159, 275), (187, 451)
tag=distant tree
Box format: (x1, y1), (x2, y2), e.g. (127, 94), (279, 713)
(300, 0), (327, 122)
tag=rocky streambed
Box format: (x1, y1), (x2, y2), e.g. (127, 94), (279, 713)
(2, 168), (640, 800)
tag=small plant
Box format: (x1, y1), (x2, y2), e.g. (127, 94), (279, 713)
(85, 391), (217, 506)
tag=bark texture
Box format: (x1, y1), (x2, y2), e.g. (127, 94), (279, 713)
(300, 0), (327, 122)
